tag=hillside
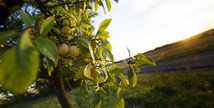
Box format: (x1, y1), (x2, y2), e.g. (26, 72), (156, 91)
(143, 28), (214, 61)
(116, 28), (214, 69)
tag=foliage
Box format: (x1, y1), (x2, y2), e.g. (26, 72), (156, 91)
(2, 71), (214, 108)
(0, 0), (155, 107)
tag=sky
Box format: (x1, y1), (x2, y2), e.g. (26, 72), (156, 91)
(92, 0), (214, 61)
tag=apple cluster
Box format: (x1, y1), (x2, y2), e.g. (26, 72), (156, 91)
(57, 43), (80, 57)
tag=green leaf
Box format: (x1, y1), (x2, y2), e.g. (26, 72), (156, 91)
(96, 31), (110, 40)
(94, 1), (98, 11)
(100, 39), (112, 51)
(127, 47), (131, 58)
(20, 10), (34, 26)
(0, 31), (16, 44)
(58, 6), (77, 22)
(128, 65), (137, 87)
(109, 87), (125, 108)
(105, 0), (111, 12)
(80, 80), (88, 97)
(84, 64), (91, 78)
(102, 47), (114, 64)
(135, 53), (156, 66)
(91, 94), (103, 108)
(75, 66), (85, 80)
(100, 1), (106, 13)
(78, 37), (89, 48)
(114, 75), (122, 85)
(40, 16), (55, 37)
(135, 66), (140, 72)
(109, 65), (125, 76)
(0, 31), (40, 93)
(46, 57), (55, 76)
(119, 73), (128, 85)
(79, 38), (95, 63)
(35, 37), (58, 65)
(97, 18), (112, 34)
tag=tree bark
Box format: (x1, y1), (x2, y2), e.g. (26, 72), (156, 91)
(52, 67), (73, 108)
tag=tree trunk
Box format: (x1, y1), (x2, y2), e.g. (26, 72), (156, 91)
(52, 68), (73, 108)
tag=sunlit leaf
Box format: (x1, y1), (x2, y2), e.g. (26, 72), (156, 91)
(127, 47), (131, 58)
(91, 93), (103, 108)
(105, 0), (111, 12)
(109, 65), (125, 76)
(119, 73), (128, 85)
(0, 31), (39, 93)
(40, 16), (55, 37)
(97, 18), (112, 34)
(102, 47), (114, 63)
(20, 10), (34, 26)
(35, 37), (58, 65)
(58, 6), (77, 22)
(84, 64), (91, 78)
(135, 66), (140, 72)
(128, 65), (137, 87)
(135, 53), (156, 66)
(109, 87), (125, 108)
(96, 31), (110, 40)
(79, 38), (95, 63)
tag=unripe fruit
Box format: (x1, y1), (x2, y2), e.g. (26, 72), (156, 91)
(58, 43), (69, 55)
(61, 26), (71, 36)
(68, 46), (79, 57)
(91, 69), (100, 78)
(62, 19), (70, 26)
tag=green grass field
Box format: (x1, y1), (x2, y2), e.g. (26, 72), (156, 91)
(3, 71), (214, 108)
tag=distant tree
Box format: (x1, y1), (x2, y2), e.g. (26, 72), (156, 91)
(0, 0), (155, 107)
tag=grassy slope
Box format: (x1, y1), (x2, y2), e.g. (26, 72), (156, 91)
(116, 29), (214, 68)
(3, 71), (214, 108)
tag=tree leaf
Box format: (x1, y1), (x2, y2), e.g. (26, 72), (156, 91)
(80, 80), (88, 97)
(40, 16), (55, 37)
(58, 6), (77, 22)
(0, 31), (39, 93)
(109, 65), (125, 76)
(78, 37), (89, 48)
(96, 31), (110, 40)
(135, 53), (156, 66)
(119, 73), (128, 86)
(102, 47), (114, 64)
(75, 66), (85, 80)
(96, 35), (110, 40)
(134, 66), (140, 72)
(20, 10), (34, 26)
(0, 31), (16, 44)
(97, 18), (112, 34)
(100, 39), (112, 51)
(84, 64), (91, 78)
(128, 65), (137, 87)
(105, 0), (111, 12)
(109, 87), (125, 108)
(91, 93), (103, 108)
(127, 47), (132, 58)
(46, 57), (55, 76)
(79, 37), (95, 63)
(35, 37), (58, 65)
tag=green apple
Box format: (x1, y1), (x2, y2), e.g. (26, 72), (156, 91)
(68, 46), (79, 57)
(58, 43), (69, 55)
